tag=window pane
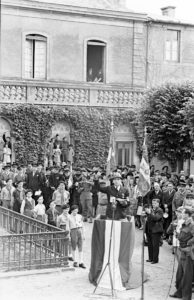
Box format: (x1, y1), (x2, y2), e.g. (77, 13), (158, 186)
(87, 43), (104, 82)
(118, 148), (122, 165)
(34, 40), (46, 79)
(25, 39), (33, 78)
(172, 41), (178, 61)
(125, 148), (129, 165)
(165, 30), (179, 62)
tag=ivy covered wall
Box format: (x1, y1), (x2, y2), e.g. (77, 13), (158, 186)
(1, 104), (142, 167)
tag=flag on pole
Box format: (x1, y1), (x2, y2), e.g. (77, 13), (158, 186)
(137, 127), (150, 196)
(106, 118), (116, 176)
(68, 164), (73, 189)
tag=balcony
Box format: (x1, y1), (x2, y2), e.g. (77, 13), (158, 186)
(0, 80), (144, 109)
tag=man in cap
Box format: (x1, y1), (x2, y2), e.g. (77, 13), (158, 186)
(170, 208), (194, 299)
(97, 172), (130, 220)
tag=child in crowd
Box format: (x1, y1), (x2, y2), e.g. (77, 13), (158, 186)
(57, 203), (70, 230)
(34, 195), (47, 223)
(46, 201), (59, 226)
(57, 204), (73, 261)
(69, 205), (86, 268)
(20, 189), (35, 218)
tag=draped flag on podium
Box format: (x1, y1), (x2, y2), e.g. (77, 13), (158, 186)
(106, 118), (116, 176)
(137, 128), (150, 196)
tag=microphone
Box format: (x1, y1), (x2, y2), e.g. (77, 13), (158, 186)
(110, 196), (117, 210)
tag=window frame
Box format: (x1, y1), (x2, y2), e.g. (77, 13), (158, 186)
(84, 38), (107, 84)
(165, 29), (181, 63)
(22, 32), (49, 80)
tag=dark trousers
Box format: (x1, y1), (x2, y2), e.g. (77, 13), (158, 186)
(175, 253), (194, 300)
(147, 232), (162, 262)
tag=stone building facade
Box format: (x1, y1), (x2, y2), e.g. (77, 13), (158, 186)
(1, 0), (194, 169)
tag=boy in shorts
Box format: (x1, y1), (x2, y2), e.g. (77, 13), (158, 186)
(69, 205), (86, 269)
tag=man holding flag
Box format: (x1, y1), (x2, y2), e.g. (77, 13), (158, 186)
(137, 127), (151, 300)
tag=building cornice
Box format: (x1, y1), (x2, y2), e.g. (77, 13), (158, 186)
(2, 0), (147, 22)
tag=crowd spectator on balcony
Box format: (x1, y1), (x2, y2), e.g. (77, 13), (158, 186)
(34, 195), (47, 223)
(61, 136), (69, 163)
(1, 178), (15, 209)
(13, 181), (25, 213)
(87, 68), (94, 82)
(46, 201), (59, 226)
(3, 132), (11, 150)
(53, 144), (61, 167)
(47, 138), (54, 167)
(3, 143), (11, 165)
(20, 189), (35, 218)
(53, 134), (61, 149)
(52, 181), (70, 214)
(67, 144), (74, 165)
(94, 69), (103, 83)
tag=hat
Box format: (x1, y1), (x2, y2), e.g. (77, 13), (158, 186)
(186, 192), (194, 199)
(179, 180), (186, 186)
(59, 180), (65, 185)
(111, 172), (122, 180)
(61, 204), (70, 210)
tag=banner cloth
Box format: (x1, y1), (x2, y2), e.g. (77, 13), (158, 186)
(89, 218), (146, 290)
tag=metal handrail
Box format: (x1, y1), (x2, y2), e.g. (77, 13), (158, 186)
(0, 207), (69, 272)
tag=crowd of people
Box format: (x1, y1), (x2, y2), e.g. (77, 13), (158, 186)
(0, 155), (194, 297)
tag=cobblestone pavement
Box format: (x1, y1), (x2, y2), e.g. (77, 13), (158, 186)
(0, 222), (180, 300)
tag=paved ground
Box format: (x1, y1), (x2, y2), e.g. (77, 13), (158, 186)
(0, 222), (180, 300)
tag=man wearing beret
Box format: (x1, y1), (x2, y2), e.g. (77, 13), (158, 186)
(97, 172), (130, 220)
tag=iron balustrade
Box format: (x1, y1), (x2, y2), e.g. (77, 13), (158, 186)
(0, 206), (62, 234)
(0, 207), (69, 271)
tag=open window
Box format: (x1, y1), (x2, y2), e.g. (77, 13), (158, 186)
(87, 40), (106, 83)
(25, 34), (47, 79)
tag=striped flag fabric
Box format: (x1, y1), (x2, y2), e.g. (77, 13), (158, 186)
(137, 128), (150, 196)
(89, 218), (135, 290)
(106, 125), (116, 176)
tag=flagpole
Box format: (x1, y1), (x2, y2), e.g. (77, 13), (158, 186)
(140, 126), (149, 300)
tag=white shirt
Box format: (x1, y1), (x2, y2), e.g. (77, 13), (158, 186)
(69, 214), (83, 229)
(34, 203), (46, 215)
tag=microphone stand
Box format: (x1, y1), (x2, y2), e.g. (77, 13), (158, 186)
(93, 201), (117, 298)
(140, 212), (147, 300)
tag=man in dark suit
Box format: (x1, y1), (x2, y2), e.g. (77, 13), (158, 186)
(146, 182), (164, 208)
(145, 198), (164, 264)
(26, 163), (41, 201)
(162, 181), (176, 239)
(97, 173), (130, 220)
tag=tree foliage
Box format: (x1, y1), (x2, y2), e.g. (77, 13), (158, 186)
(140, 82), (194, 169)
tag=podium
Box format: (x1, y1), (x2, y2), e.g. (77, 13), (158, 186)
(89, 218), (135, 291)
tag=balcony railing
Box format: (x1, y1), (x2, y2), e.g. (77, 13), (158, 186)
(0, 80), (144, 108)
(0, 207), (69, 272)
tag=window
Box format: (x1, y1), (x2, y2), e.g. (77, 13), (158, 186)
(87, 40), (105, 83)
(165, 30), (180, 62)
(25, 34), (47, 79)
(116, 142), (134, 166)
